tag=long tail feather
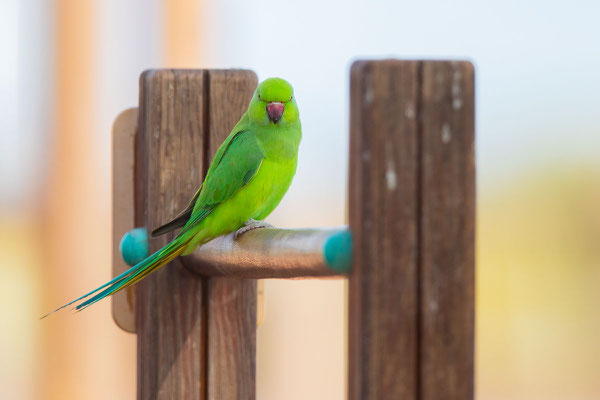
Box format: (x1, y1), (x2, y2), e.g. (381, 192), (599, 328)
(75, 238), (189, 312)
(40, 265), (140, 319)
(42, 232), (193, 318)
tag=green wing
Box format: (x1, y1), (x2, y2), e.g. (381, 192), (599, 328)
(152, 112), (262, 236)
(178, 128), (264, 234)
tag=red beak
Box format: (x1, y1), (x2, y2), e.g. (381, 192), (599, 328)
(266, 102), (284, 123)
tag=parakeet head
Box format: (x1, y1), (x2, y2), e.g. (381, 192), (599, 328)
(248, 78), (299, 126)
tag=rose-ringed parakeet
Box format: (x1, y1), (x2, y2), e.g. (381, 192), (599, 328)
(44, 77), (301, 316)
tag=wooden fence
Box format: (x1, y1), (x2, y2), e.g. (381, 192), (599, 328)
(111, 60), (475, 400)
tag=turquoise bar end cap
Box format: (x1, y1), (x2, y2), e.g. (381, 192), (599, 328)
(323, 229), (353, 273)
(119, 228), (149, 266)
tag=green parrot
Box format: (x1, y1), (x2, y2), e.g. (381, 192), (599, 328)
(44, 77), (301, 316)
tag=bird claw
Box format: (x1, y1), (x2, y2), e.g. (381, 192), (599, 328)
(234, 219), (273, 239)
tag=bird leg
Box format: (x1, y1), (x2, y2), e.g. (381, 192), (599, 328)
(234, 219), (274, 239)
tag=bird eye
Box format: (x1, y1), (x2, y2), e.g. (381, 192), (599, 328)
(258, 93), (261, 101)
(290, 96), (293, 101)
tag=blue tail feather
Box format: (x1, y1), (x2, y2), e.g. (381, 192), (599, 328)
(75, 241), (179, 311)
(40, 263), (143, 319)
(41, 233), (192, 318)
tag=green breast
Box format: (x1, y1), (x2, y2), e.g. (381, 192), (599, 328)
(251, 123), (301, 219)
(254, 123), (302, 162)
(251, 157), (298, 220)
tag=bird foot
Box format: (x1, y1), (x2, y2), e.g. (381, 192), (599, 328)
(234, 219), (273, 239)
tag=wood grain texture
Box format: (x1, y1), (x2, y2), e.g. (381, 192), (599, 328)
(419, 61), (475, 400)
(136, 70), (207, 400)
(135, 69), (258, 400)
(205, 70), (258, 400)
(348, 60), (475, 400)
(112, 107), (138, 333)
(348, 60), (420, 400)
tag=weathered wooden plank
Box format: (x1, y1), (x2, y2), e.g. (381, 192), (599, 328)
(348, 60), (420, 400)
(112, 107), (137, 333)
(419, 61), (475, 400)
(205, 70), (258, 400)
(136, 70), (207, 400)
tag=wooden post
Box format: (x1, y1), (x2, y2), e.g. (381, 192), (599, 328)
(349, 60), (421, 400)
(348, 60), (475, 400)
(204, 70), (258, 400)
(135, 69), (257, 400)
(419, 61), (475, 400)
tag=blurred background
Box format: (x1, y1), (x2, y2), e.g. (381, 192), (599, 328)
(2, 0), (599, 399)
